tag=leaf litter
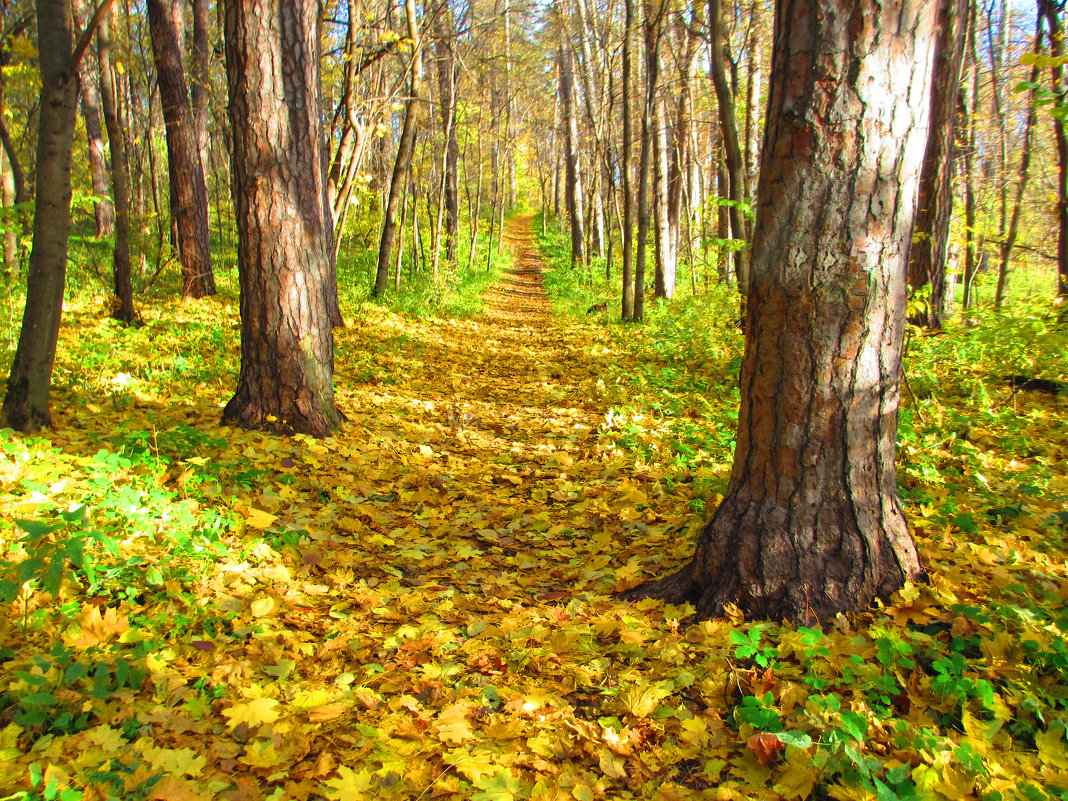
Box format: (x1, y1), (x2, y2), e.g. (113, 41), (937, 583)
(0, 215), (1065, 800)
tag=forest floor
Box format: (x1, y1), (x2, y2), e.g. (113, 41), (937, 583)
(0, 216), (1066, 801)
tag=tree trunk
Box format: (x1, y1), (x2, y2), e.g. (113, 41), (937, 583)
(1043, 1), (1068, 312)
(708, 0), (750, 310)
(1, 0), (79, 432)
(558, 40), (585, 267)
(627, 0), (936, 623)
(961, 3), (978, 310)
(97, 11), (137, 325)
(908, 0), (968, 329)
(434, 9), (459, 264)
(73, 7), (114, 239)
(621, 0), (635, 320)
(222, 0), (342, 437)
(634, 0), (665, 322)
(374, 0), (422, 296)
(147, 0), (216, 298)
(996, 8), (1043, 309)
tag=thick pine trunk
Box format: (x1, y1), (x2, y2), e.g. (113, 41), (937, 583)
(148, 0), (216, 298)
(223, 0), (342, 437)
(629, 0), (936, 623)
(1, 0), (78, 432)
(908, 0), (968, 329)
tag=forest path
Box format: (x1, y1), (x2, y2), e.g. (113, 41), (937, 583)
(326, 211), (689, 599)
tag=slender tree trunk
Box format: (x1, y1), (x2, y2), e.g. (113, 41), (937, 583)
(627, 0), (936, 623)
(634, 0), (666, 322)
(996, 8), (1043, 309)
(147, 0), (216, 298)
(708, 0), (749, 311)
(558, 39), (585, 267)
(374, 0), (422, 296)
(908, 0), (969, 329)
(961, 3), (979, 309)
(97, 11), (136, 325)
(434, 9), (459, 263)
(222, 0), (342, 437)
(73, 5), (115, 239)
(1043, 1), (1068, 311)
(192, 0), (210, 189)
(2, 0), (80, 431)
(621, 0), (635, 320)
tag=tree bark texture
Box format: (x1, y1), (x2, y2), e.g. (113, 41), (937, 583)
(223, 0), (342, 437)
(908, 0), (968, 328)
(629, 0), (936, 623)
(97, 11), (137, 325)
(147, 0), (216, 298)
(2, 0), (78, 432)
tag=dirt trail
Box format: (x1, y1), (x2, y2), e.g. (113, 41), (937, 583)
(328, 212), (684, 597)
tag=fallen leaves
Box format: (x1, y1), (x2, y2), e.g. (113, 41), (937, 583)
(0, 219), (1066, 801)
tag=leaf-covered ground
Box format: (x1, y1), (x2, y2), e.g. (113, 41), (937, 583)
(0, 215), (1066, 801)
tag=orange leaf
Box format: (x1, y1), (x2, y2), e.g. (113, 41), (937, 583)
(747, 732), (784, 766)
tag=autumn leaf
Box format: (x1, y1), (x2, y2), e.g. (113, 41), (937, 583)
(747, 732), (785, 766)
(435, 702), (474, 744)
(222, 697), (281, 730)
(322, 766), (373, 800)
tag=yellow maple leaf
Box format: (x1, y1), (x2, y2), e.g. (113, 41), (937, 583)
(435, 702), (474, 744)
(147, 775), (210, 801)
(245, 507), (277, 529)
(143, 745), (207, 777)
(222, 697), (280, 730)
(322, 765), (373, 800)
(1036, 726), (1068, 771)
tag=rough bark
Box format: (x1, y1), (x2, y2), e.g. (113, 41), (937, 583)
(223, 0), (342, 437)
(1, 0), (79, 432)
(97, 11), (137, 325)
(147, 0), (216, 298)
(908, 0), (968, 329)
(626, 0), (935, 623)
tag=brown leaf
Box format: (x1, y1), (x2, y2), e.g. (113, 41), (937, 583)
(747, 732), (785, 766)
